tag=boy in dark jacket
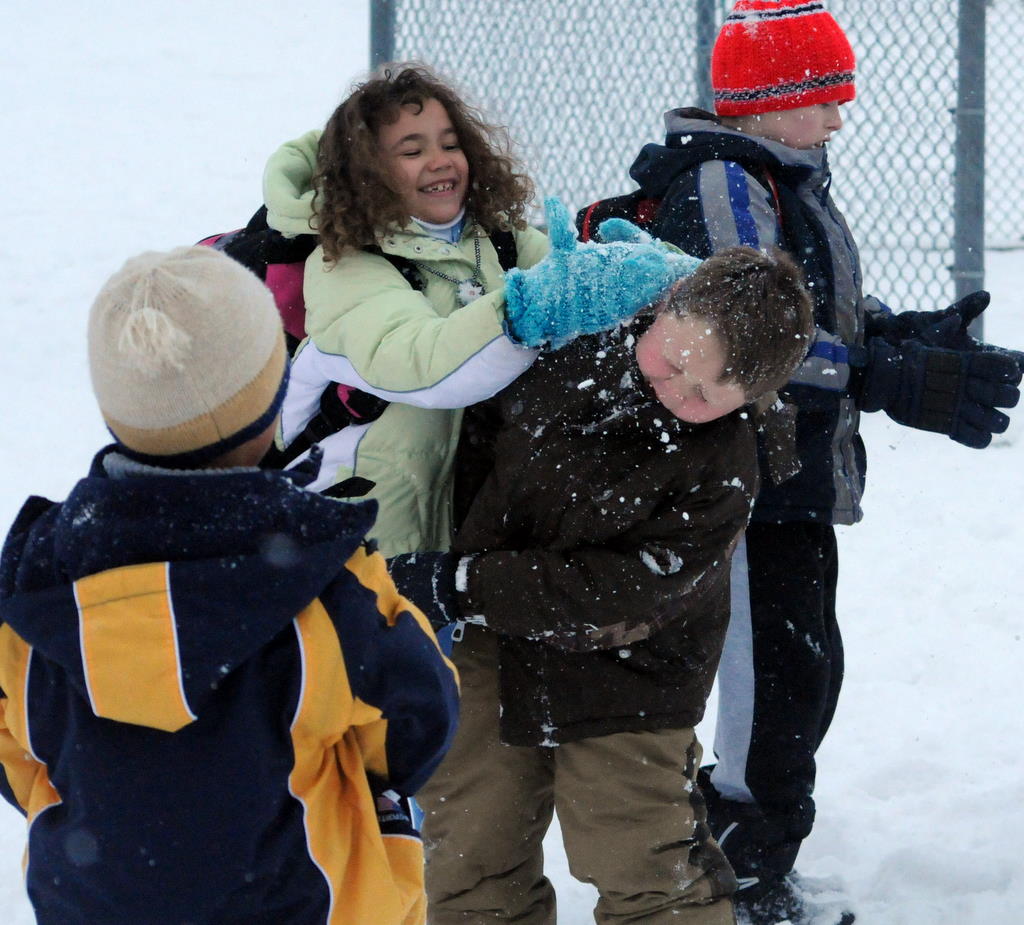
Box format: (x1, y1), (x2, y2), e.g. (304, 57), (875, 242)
(622, 2), (1023, 922)
(0, 246), (459, 925)
(392, 225), (815, 924)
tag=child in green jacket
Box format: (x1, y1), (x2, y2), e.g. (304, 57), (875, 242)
(264, 64), (694, 560)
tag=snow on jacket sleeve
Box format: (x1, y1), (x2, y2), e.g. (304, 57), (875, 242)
(451, 328), (757, 652)
(456, 468), (752, 653)
(658, 158), (857, 398)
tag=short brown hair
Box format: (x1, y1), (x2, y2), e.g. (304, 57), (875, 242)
(658, 246), (814, 398)
(312, 63), (534, 263)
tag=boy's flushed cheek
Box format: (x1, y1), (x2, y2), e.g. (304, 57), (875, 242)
(656, 383), (748, 424)
(659, 396), (723, 425)
(634, 332), (658, 379)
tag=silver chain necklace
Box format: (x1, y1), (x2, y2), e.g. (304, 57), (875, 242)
(414, 235), (485, 307)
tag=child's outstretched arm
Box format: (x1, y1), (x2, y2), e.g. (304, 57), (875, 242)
(280, 227), (548, 451)
(503, 198), (700, 349)
(298, 226), (548, 404)
(449, 476), (753, 651)
(322, 544), (460, 796)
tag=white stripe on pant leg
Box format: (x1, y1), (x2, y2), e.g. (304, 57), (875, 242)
(710, 533), (756, 803)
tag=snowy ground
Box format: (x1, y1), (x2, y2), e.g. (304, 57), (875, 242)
(2, 3), (1022, 923)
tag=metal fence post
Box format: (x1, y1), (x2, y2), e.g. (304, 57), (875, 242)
(953, 0), (986, 337)
(370, 0), (396, 70)
(384, 3), (982, 313)
(695, 0), (719, 111)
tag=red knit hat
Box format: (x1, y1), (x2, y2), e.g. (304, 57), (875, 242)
(712, 1), (856, 117)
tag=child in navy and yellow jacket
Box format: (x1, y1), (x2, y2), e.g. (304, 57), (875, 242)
(0, 246), (459, 925)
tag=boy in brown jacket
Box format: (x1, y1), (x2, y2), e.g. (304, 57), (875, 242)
(391, 240), (814, 924)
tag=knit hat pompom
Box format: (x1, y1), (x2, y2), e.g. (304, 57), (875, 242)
(712, 0), (855, 117)
(115, 302), (193, 375)
(88, 246), (287, 465)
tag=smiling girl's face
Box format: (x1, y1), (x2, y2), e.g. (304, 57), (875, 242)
(377, 97), (470, 225)
(635, 312), (747, 424)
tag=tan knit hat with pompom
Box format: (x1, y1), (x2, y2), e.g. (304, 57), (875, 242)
(87, 246), (287, 464)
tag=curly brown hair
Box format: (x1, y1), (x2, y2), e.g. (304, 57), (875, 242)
(312, 63), (535, 263)
(658, 246), (815, 399)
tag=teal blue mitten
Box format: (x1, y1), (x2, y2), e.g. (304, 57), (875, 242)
(592, 217), (655, 244)
(504, 197), (702, 349)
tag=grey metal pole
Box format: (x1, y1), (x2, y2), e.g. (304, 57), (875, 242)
(370, 0), (396, 71)
(952, 0), (986, 337)
(695, 0), (719, 111)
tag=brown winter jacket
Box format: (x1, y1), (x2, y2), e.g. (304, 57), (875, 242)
(452, 314), (759, 746)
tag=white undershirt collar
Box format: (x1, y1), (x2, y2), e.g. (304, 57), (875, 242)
(413, 209), (467, 244)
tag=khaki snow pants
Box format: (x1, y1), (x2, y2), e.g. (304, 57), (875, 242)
(418, 627), (737, 924)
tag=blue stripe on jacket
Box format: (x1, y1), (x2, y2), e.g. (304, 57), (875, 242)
(724, 161), (761, 247)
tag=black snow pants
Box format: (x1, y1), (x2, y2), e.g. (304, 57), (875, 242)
(703, 521), (843, 879)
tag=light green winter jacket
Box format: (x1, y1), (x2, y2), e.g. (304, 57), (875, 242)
(264, 131), (549, 557)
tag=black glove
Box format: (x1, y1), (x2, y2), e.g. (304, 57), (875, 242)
(386, 552), (460, 630)
(870, 291), (1024, 373)
(853, 337), (1021, 448)
(869, 291), (989, 349)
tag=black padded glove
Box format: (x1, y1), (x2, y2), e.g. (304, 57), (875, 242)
(853, 337), (1021, 448)
(869, 291), (990, 348)
(870, 291), (1024, 373)
(386, 552), (460, 630)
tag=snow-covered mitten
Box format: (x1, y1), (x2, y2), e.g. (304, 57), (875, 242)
(504, 197), (702, 349)
(592, 216), (657, 244)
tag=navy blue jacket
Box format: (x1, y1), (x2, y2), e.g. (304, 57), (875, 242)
(630, 108), (888, 524)
(0, 448), (458, 925)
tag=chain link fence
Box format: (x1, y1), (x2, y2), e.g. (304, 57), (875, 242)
(987, 0), (1024, 249)
(378, 0), (1013, 310)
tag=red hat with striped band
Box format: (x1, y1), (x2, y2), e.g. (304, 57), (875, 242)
(711, 1), (856, 117)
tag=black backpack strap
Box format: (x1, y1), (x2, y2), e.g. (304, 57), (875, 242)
(244, 205), (270, 232)
(489, 228), (518, 272)
(264, 383), (390, 471)
(367, 232), (516, 287)
(213, 205), (318, 279)
(364, 245), (425, 292)
(322, 476), (376, 499)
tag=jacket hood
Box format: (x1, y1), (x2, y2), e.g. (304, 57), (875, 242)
(629, 107), (827, 199)
(263, 129), (322, 236)
(0, 447), (378, 731)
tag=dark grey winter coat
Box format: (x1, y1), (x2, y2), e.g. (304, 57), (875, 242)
(631, 108), (891, 525)
(452, 316), (758, 746)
